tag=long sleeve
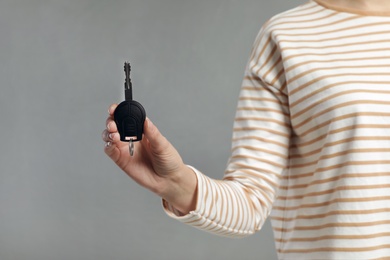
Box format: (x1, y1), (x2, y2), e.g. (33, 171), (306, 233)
(164, 1), (390, 258)
(163, 22), (291, 238)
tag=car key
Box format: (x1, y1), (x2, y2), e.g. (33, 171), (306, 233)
(114, 62), (146, 156)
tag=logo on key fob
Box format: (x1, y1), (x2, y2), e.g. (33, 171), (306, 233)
(114, 62), (146, 155)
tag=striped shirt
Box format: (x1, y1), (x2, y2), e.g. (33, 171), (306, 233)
(164, 1), (390, 259)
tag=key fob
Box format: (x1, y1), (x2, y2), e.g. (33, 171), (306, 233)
(114, 62), (146, 143)
(114, 100), (146, 142)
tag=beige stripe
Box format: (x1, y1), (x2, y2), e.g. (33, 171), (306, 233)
(226, 162), (284, 177)
(240, 86), (285, 97)
(299, 143), (390, 160)
(233, 126), (290, 138)
(283, 38), (390, 52)
(278, 243), (390, 254)
(274, 219), (390, 233)
(289, 133), (390, 159)
(224, 168), (280, 187)
(236, 107), (289, 117)
(281, 159), (390, 181)
(240, 85), (286, 96)
(287, 156), (390, 179)
(316, 160), (390, 173)
(231, 145), (288, 159)
(272, 207), (390, 222)
(295, 112), (390, 138)
(323, 136), (390, 148)
(280, 172), (390, 189)
(270, 12), (337, 30)
(288, 64), (390, 85)
(275, 231), (390, 243)
(232, 135), (289, 149)
(280, 29), (390, 47)
(332, 123), (390, 134)
(290, 148), (390, 169)
(239, 96), (289, 106)
(372, 257), (390, 260)
(284, 47), (390, 63)
(273, 15), (359, 31)
(242, 75), (287, 96)
(279, 183), (390, 201)
(292, 134), (390, 150)
(235, 116), (291, 128)
(286, 54), (390, 73)
(230, 154), (285, 169)
(278, 21), (390, 37)
(273, 196), (390, 212)
(290, 74), (390, 98)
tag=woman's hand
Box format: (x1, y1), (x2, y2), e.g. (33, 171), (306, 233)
(102, 104), (197, 214)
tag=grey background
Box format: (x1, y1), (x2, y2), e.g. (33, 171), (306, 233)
(1, 0), (305, 259)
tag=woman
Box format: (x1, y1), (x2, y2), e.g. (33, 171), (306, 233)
(102, 0), (390, 259)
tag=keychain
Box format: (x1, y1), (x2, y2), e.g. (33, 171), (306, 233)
(114, 62), (146, 156)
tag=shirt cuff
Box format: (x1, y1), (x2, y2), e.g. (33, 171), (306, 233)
(162, 165), (205, 221)
(161, 165), (256, 237)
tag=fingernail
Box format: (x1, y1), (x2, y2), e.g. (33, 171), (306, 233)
(109, 133), (113, 140)
(107, 123), (110, 130)
(105, 141), (111, 147)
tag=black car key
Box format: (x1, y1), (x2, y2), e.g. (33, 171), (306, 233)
(114, 62), (146, 156)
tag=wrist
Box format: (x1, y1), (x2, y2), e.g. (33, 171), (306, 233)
(160, 164), (198, 215)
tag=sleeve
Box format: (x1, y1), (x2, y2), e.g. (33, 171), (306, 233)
(163, 23), (292, 238)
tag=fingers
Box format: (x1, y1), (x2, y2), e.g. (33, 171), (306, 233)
(103, 104), (119, 148)
(106, 118), (117, 133)
(101, 129), (120, 143)
(103, 104), (170, 156)
(106, 104), (118, 133)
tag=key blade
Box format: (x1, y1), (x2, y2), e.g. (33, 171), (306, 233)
(124, 62), (133, 101)
(124, 62), (131, 90)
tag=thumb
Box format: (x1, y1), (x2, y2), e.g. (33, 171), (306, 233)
(143, 118), (171, 154)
